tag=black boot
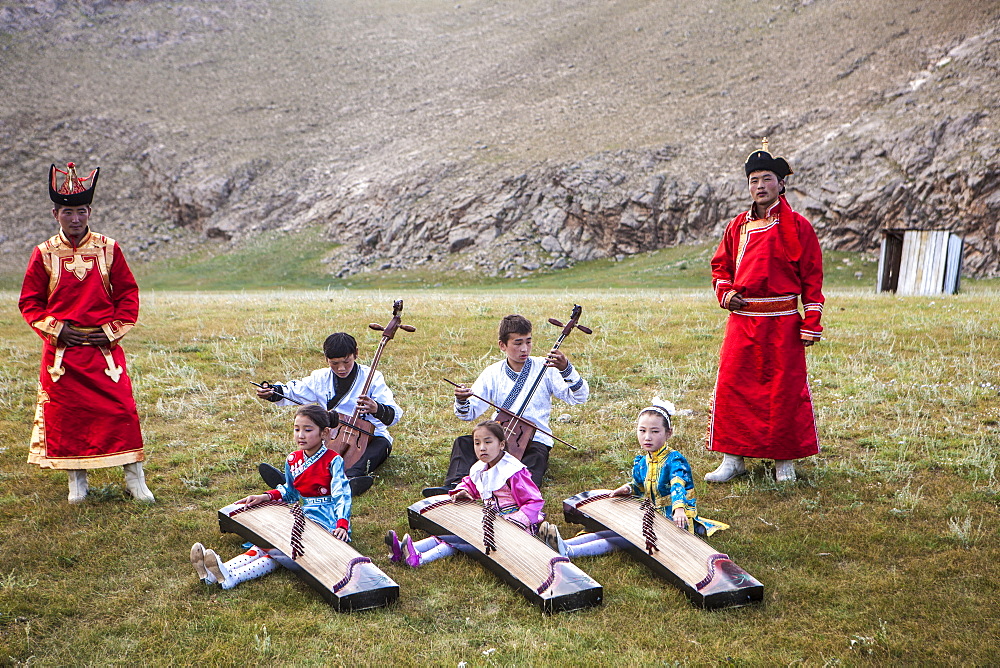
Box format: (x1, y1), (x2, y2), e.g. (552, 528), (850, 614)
(421, 484), (455, 498)
(349, 475), (374, 497)
(258, 462), (284, 488)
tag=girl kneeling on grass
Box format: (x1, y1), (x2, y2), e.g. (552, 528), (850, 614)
(190, 405), (352, 589)
(386, 420), (544, 567)
(539, 398), (728, 558)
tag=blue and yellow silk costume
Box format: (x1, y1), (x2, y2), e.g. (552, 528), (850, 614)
(630, 445), (729, 536)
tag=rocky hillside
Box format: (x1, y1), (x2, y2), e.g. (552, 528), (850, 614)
(1, 0), (998, 279)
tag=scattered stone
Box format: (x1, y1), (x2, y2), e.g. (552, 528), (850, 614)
(0, 6), (996, 281)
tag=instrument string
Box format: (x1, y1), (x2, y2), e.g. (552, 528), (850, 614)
(227, 499), (309, 560)
(418, 498), (454, 514)
(571, 493), (722, 584)
(424, 500), (570, 594)
(227, 498), (288, 517)
(290, 503), (306, 560)
(482, 501), (499, 555)
(640, 498), (659, 556)
(575, 491), (612, 507)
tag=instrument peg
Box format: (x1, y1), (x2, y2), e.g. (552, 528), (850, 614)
(548, 318), (564, 327)
(576, 325), (593, 335)
(369, 323), (385, 331)
(400, 324), (416, 332)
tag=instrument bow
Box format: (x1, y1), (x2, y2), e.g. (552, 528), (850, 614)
(461, 304), (592, 460)
(329, 299), (415, 470)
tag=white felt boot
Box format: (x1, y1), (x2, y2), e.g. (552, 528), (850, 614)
(67, 470), (89, 504)
(775, 459), (797, 483)
(203, 549), (231, 586)
(704, 454), (747, 483)
(205, 548), (278, 590)
(190, 543), (215, 584)
(123, 462), (155, 503)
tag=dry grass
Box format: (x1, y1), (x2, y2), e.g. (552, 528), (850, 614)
(1, 288), (998, 665)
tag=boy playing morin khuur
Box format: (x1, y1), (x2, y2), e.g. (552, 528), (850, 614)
(423, 314), (589, 495)
(256, 332), (402, 495)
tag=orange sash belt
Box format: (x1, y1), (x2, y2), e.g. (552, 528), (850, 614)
(735, 296), (798, 315)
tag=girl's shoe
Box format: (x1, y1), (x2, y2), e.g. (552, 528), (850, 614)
(190, 542), (214, 584)
(538, 522), (560, 552)
(203, 548), (230, 586)
(384, 530), (403, 563)
(542, 522), (569, 557)
(401, 533), (421, 568)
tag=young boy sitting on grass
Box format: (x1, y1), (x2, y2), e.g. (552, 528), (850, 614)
(423, 314), (589, 496)
(256, 332), (402, 496)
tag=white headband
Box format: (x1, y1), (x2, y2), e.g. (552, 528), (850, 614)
(639, 397), (675, 428)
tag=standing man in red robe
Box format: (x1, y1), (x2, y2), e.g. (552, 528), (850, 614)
(18, 162), (154, 503)
(705, 140), (824, 484)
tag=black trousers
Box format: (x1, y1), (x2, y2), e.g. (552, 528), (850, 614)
(345, 435), (391, 478)
(444, 435), (550, 488)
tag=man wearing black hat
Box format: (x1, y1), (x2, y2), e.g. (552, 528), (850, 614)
(705, 140), (825, 484)
(18, 163), (154, 504)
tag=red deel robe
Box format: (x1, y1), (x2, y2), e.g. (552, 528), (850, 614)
(708, 196), (824, 460)
(18, 229), (145, 469)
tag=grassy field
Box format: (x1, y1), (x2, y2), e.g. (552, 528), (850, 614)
(0, 226), (887, 294)
(129, 234), (881, 293)
(5, 224), (995, 295)
(1, 284), (998, 665)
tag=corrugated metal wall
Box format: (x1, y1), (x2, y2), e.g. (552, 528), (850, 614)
(898, 230), (949, 295)
(944, 234), (963, 294)
(878, 230), (963, 295)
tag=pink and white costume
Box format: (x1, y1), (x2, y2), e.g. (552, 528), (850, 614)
(408, 453), (544, 565)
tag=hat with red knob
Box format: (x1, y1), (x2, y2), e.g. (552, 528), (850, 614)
(49, 162), (100, 206)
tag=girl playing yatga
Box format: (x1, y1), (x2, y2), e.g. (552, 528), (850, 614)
(386, 420), (544, 567)
(190, 405), (352, 589)
(539, 399), (728, 558)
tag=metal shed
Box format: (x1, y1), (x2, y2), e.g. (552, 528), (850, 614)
(876, 229), (964, 295)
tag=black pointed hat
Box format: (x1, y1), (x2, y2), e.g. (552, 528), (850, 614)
(744, 138), (793, 179)
(49, 162), (100, 207)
